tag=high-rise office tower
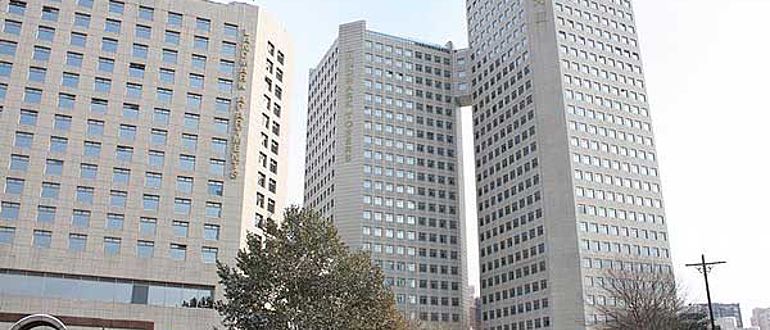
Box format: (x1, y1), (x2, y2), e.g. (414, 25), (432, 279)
(0, 0), (292, 327)
(304, 21), (471, 328)
(466, 0), (671, 329)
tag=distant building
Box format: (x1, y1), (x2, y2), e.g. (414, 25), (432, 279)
(694, 303), (744, 327)
(717, 317), (741, 330)
(752, 308), (770, 330)
(469, 296), (482, 330)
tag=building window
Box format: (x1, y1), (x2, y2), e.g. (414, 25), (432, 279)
(148, 150), (165, 168)
(115, 146), (133, 161)
(24, 88), (42, 103)
(37, 26), (56, 42)
(139, 217), (157, 236)
(109, 191), (127, 208)
(192, 54), (207, 70)
(164, 30), (180, 45)
(144, 172), (161, 189)
(153, 108), (170, 125)
(41, 182), (60, 199)
(89, 98), (107, 113)
(138, 6), (154, 20)
(203, 224), (220, 241)
(212, 138), (227, 154)
(65, 52), (83, 68)
(5, 178), (25, 194)
(79, 163), (98, 179)
(174, 198), (191, 215)
(189, 74), (204, 89)
(9, 154), (29, 172)
(156, 88), (173, 103)
(104, 237), (121, 255)
(76, 186), (94, 204)
(83, 141), (101, 157)
(208, 180), (223, 196)
(74, 13), (91, 28)
(135, 25), (151, 39)
(87, 119), (104, 136)
(176, 176), (193, 194)
(104, 19), (121, 33)
(72, 209), (90, 228)
(108, 0), (124, 13)
(193, 36), (209, 50)
(94, 77), (111, 92)
(33, 46), (51, 61)
(137, 240), (154, 258)
(224, 23), (238, 38)
(58, 93), (75, 109)
(170, 243), (187, 261)
(202, 247), (218, 264)
(184, 113), (200, 130)
(143, 194), (160, 211)
(19, 109), (38, 126)
(209, 159), (225, 176)
(196, 18), (211, 31)
(28, 67), (46, 82)
(70, 32), (87, 47)
(37, 205), (56, 223)
(167, 12), (183, 27)
(33, 230), (52, 248)
(69, 234), (88, 252)
(113, 167), (130, 184)
(205, 202), (222, 218)
(172, 220), (189, 237)
(179, 154), (196, 171)
(1, 202), (21, 220)
(122, 103), (139, 118)
(159, 68), (175, 83)
(162, 49), (177, 64)
(45, 159), (64, 176)
(0, 226), (15, 244)
(3, 20), (22, 35)
(221, 42), (236, 57)
(133, 43), (148, 58)
(106, 213), (124, 230)
(14, 131), (33, 148)
(98, 57), (114, 72)
(7, 1), (26, 15)
(129, 63), (145, 78)
(187, 93), (203, 110)
(102, 37), (118, 53)
(62, 72), (80, 87)
(150, 128), (167, 145)
(0, 40), (17, 55)
(50, 136), (68, 153)
(0, 61), (11, 76)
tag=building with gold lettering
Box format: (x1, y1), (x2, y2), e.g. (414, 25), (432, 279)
(304, 21), (471, 328)
(0, 0), (292, 327)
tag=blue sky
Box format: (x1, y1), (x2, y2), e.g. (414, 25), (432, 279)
(250, 0), (770, 325)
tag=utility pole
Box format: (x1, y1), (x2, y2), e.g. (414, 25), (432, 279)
(686, 254), (726, 330)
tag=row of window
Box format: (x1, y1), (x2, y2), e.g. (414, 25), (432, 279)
(577, 204), (665, 225)
(0, 269), (214, 308)
(0, 227), (218, 261)
(573, 169), (660, 194)
(365, 39), (452, 65)
(7, 147), (230, 176)
(2, 187), (223, 217)
(373, 258), (461, 276)
(575, 186), (663, 209)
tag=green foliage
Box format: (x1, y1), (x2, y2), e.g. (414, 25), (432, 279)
(216, 206), (412, 330)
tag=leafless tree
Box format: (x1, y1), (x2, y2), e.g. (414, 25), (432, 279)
(593, 269), (708, 330)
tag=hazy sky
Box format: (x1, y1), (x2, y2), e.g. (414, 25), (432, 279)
(250, 0), (770, 325)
